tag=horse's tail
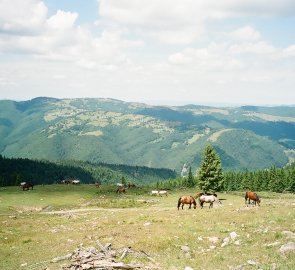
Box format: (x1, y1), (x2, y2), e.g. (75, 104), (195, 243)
(177, 197), (182, 208)
(245, 191), (248, 199)
(191, 196), (197, 205)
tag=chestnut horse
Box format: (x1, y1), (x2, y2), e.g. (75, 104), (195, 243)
(116, 187), (126, 193)
(177, 196), (197, 210)
(245, 191), (260, 206)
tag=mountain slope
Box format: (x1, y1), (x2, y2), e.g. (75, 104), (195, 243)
(0, 97), (294, 172)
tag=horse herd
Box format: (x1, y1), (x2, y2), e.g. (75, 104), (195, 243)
(177, 191), (260, 210)
(18, 181), (260, 209)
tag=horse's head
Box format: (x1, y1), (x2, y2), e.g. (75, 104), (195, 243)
(256, 197), (261, 206)
(190, 196), (197, 209)
(217, 199), (222, 207)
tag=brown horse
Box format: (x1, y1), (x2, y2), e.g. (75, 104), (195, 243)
(116, 187), (126, 193)
(177, 196), (197, 210)
(22, 183), (34, 191)
(62, 180), (73, 184)
(245, 191), (260, 206)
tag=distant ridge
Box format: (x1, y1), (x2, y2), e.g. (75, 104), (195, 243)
(0, 97), (294, 172)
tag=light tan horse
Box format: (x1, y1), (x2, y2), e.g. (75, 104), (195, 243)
(199, 195), (222, 208)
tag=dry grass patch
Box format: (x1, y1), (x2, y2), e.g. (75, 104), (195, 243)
(0, 187), (294, 269)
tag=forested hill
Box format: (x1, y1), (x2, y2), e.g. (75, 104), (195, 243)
(0, 97), (295, 172)
(0, 156), (176, 187)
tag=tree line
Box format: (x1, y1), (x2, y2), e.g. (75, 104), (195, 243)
(0, 155), (176, 187)
(155, 145), (295, 193)
(1, 147), (294, 192)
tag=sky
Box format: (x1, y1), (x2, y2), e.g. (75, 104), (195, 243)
(0, 0), (295, 106)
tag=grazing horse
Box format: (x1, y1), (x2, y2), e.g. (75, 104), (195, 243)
(72, 180), (80, 185)
(245, 191), (260, 206)
(199, 194), (221, 209)
(195, 192), (204, 198)
(22, 183), (34, 191)
(63, 180), (73, 184)
(151, 190), (159, 196)
(116, 187), (126, 193)
(177, 196), (197, 210)
(195, 192), (217, 198)
(159, 190), (168, 196)
(128, 182), (136, 188)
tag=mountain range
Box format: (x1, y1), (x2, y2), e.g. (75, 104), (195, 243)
(0, 97), (294, 173)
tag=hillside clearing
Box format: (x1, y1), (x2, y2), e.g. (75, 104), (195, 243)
(0, 185), (294, 270)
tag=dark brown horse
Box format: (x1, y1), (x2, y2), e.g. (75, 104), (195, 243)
(22, 183), (34, 191)
(245, 191), (260, 206)
(177, 196), (197, 210)
(61, 180), (73, 184)
(116, 187), (126, 193)
(128, 182), (136, 188)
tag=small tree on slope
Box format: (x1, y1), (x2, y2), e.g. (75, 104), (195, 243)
(197, 145), (224, 193)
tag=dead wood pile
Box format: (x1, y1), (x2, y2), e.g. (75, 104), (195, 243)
(60, 241), (156, 270)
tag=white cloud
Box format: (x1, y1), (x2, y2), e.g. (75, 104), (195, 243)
(0, 1), (140, 71)
(282, 45), (295, 57)
(98, 0), (295, 44)
(47, 10), (78, 30)
(0, 1), (295, 105)
(229, 41), (276, 55)
(229, 26), (261, 41)
(0, 0), (47, 34)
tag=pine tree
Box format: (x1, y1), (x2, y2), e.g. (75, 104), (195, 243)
(197, 145), (224, 193)
(121, 176), (127, 187)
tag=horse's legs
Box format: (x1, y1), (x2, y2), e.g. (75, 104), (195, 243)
(209, 202), (213, 208)
(189, 203), (191, 209)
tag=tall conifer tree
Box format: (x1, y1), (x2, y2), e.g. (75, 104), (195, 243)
(197, 145), (224, 192)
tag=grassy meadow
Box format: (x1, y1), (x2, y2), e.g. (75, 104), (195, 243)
(0, 184), (294, 270)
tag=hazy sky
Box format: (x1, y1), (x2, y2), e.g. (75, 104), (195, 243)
(0, 0), (295, 106)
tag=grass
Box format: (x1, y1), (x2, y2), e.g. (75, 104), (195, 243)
(0, 185), (294, 270)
